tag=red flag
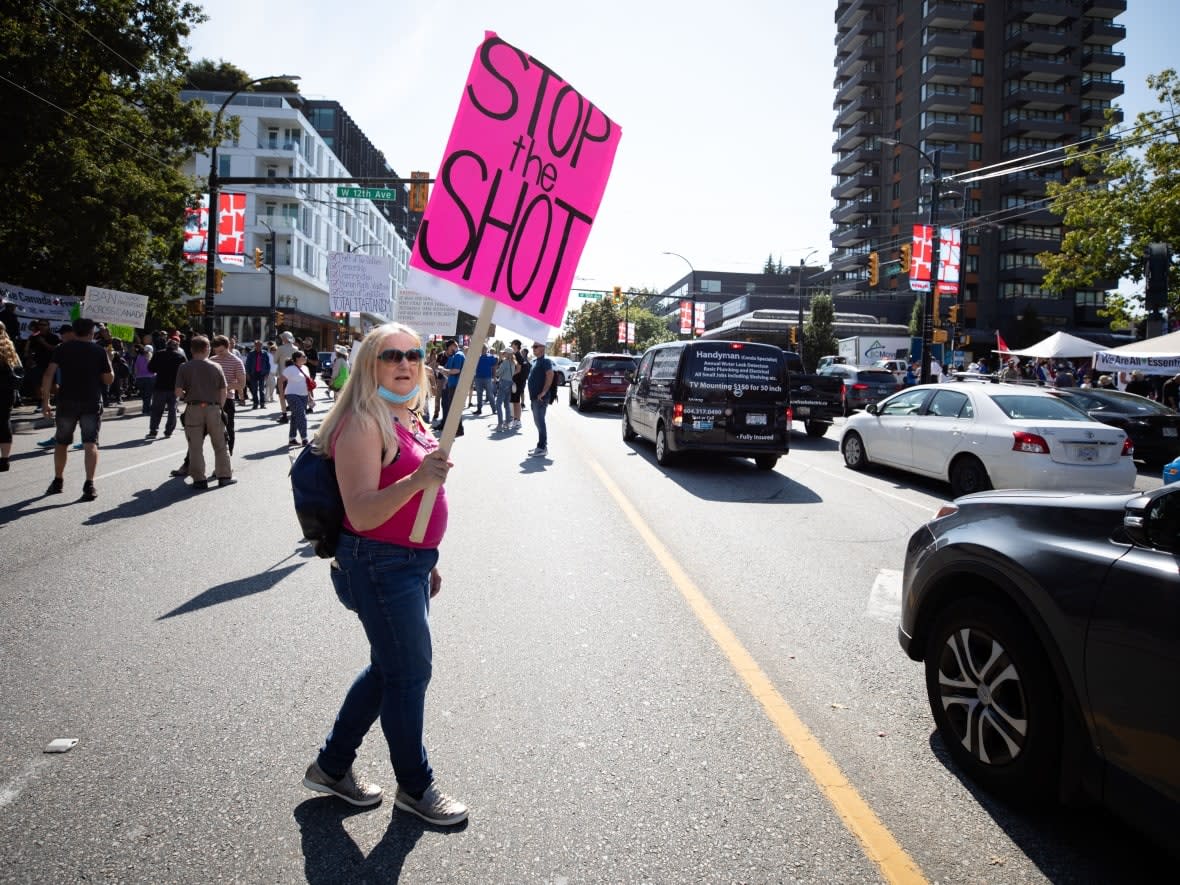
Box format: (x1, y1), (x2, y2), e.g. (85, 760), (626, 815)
(996, 332), (1010, 356)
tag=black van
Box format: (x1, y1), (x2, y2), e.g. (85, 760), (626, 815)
(622, 340), (791, 470)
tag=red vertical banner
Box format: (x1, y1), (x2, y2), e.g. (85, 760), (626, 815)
(910, 225), (933, 292)
(626, 321), (635, 344)
(938, 227), (961, 295)
(217, 192), (247, 266)
(617, 320), (627, 344)
(679, 300), (692, 334)
(693, 303), (705, 335)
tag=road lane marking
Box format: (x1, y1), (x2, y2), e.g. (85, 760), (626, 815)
(867, 569), (904, 623)
(789, 460), (939, 514)
(586, 457), (928, 885)
(97, 448), (187, 480)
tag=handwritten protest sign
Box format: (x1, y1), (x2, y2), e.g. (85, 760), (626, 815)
(82, 286), (148, 327)
(394, 291), (459, 336)
(409, 31), (621, 332)
(327, 251), (393, 315)
(407, 32), (621, 541)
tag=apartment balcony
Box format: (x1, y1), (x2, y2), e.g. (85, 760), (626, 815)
(1082, 46), (1125, 72)
(253, 214), (299, 233)
(1003, 116), (1076, 139)
(832, 169), (881, 200)
(923, 0), (975, 28)
(1080, 104), (1112, 125)
(1001, 233), (1061, 252)
(832, 145), (876, 177)
(933, 148), (969, 172)
(835, 12), (884, 55)
(920, 118), (969, 142)
(998, 264), (1048, 283)
(832, 119), (883, 153)
(1004, 82), (1077, 110)
(1080, 74), (1124, 99)
(1083, 0), (1126, 16)
(920, 90), (971, 115)
(1082, 19), (1126, 44)
(921, 57), (971, 85)
(835, 0), (887, 28)
(1004, 54), (1076, 79)
(831, 223), (876, 249)
(834, 64), (885, 101)
(1001, 171), (1062, 195)
(1005, 0), (1082, 26)
(922, 30), (975, 55)
(1006, 25), (1073, 53)
(832, 198), (881, 226)
(833, 90), (882, 125)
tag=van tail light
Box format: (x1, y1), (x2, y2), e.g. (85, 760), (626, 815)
(840, 382), (847, 400)
(851, 383), (869, 392)
(1012, 431), (1050, 454)
(672, 402), (684, 427)
(785, 406), (793, 425)
(1122, 436), (1134, 457)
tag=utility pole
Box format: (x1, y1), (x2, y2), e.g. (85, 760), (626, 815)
(260, 220), (278, 339)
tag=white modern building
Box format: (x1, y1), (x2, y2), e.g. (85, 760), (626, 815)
(182, 89), (411, 348)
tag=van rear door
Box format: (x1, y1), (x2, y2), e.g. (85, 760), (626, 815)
(680, 343), (789, 447)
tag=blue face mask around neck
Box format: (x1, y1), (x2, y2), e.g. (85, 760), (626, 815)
(377, 384), (419, 404)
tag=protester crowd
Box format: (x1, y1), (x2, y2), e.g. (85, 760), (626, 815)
(1, 310), (558, 500)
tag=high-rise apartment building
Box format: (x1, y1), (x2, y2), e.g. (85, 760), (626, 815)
(829, 0), (1126, 340)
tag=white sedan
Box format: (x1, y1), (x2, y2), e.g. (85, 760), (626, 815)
(549, 356), (577, 385)
(839, 380), (1137, 497)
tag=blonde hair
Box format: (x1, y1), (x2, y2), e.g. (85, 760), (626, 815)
(0, 326), (22, 369)
(313, 322), (428, 461)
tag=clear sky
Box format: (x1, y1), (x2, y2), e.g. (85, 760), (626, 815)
(185, 0), (1178, 304)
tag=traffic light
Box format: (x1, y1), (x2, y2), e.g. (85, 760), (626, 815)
(254, 247), (264, 270)
(788, 325), (798, 347)
(932, 329), (949, 344)
(612, 286), (622, 305)
(948, 304), (960, 325)
(409, 171), (430, 213)
(867, 251), (879, 287)
(900, 243), (912, 275)
(186, 298), (204, 315)
(275, 311), (285, 327)
(214, 268), (224, 293)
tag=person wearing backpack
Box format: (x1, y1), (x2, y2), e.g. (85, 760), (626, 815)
(329, 345), (350, 397)
(300, 321), (467, 827)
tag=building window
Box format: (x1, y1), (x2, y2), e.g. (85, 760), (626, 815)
(218, 155), (231, 178)
(1001, 282), (1054, 299)
(1074, 290), (1106, 307)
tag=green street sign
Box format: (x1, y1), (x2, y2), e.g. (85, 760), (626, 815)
(885, 263), (905, 277)
(336, 186), (397, 201)
(578, 291), (604, 299)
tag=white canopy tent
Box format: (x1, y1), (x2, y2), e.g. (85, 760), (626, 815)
(1094, 329), (1180, 374)
(1002, 331), (1105, 360)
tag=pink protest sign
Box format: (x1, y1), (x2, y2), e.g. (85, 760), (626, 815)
(410, 32), (622, 328)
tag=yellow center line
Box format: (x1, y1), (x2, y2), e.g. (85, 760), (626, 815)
(586, 456), (927, 885)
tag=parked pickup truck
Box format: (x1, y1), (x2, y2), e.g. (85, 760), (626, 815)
(784, 351), (845, 438)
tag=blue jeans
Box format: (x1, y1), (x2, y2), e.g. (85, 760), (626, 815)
(496, 379), (512, 425)
(532, 396), (548, 449)
(474, 377), (496, 411)
(248, 375), (266, 407)
(287, 394), (308, 441)
(317, 535), (438, 795)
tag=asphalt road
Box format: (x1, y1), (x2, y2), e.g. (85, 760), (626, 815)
(0, 396), (1170, 883)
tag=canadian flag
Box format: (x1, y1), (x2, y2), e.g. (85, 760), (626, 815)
(996, 332), (1011, 357)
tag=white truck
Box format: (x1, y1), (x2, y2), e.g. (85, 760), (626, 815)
(837, 335), (910, 366)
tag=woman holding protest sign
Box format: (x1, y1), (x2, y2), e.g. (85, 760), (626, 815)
(301, 321), (467, 827)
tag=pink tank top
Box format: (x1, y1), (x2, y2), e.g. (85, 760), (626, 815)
(340, 418), (448, 548)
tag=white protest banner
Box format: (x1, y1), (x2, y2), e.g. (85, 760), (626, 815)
(82, 285), (148, 327)
(0, 281), (80, 325)
(394, 291), (459, 336)
(327, 251), (393, 315)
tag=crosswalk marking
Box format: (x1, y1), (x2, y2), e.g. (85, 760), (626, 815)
(866, 568), (903, 623)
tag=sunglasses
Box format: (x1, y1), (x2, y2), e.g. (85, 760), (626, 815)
(378, 347), (425, 364)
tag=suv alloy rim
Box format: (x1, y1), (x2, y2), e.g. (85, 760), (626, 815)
(936, 626), (1028, 765)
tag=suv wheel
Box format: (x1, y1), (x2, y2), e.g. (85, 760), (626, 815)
(577, 391), (589, 412)
(622, 407), (637, 442)
(804, 420), (829, 438)
(924, 597), (1061, 802)
(655, 424), (675, 466)
(754, 455), (778, 471)
(568, 387), (575, 407)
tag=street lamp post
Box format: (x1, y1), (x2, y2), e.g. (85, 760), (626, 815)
(795, 247), (820, 359)
(203, 74), (300, 337)
(662, 251), (696, 339)
(883, 138), (942, 385)
(259, 219), (278, 339)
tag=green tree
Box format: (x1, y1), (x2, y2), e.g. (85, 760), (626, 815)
(0, 0), (219, 326)
(563, 297), (674, 355)
(801, 292), (839, 372)
(1039, 69), (1180, 318)
(909, 298), (923, 336)
(186, 59), (251, 91)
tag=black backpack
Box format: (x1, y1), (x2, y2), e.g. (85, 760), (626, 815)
(290, 446), (342, 558)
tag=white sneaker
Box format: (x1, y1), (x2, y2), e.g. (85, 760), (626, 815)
(394, 783), (468, 826)
(511, 420), (521, 429)
(528, 447), (548, 457)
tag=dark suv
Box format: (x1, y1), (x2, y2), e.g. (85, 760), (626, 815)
(901, 485), (1180, 848)
(569, 353), (637, 411)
